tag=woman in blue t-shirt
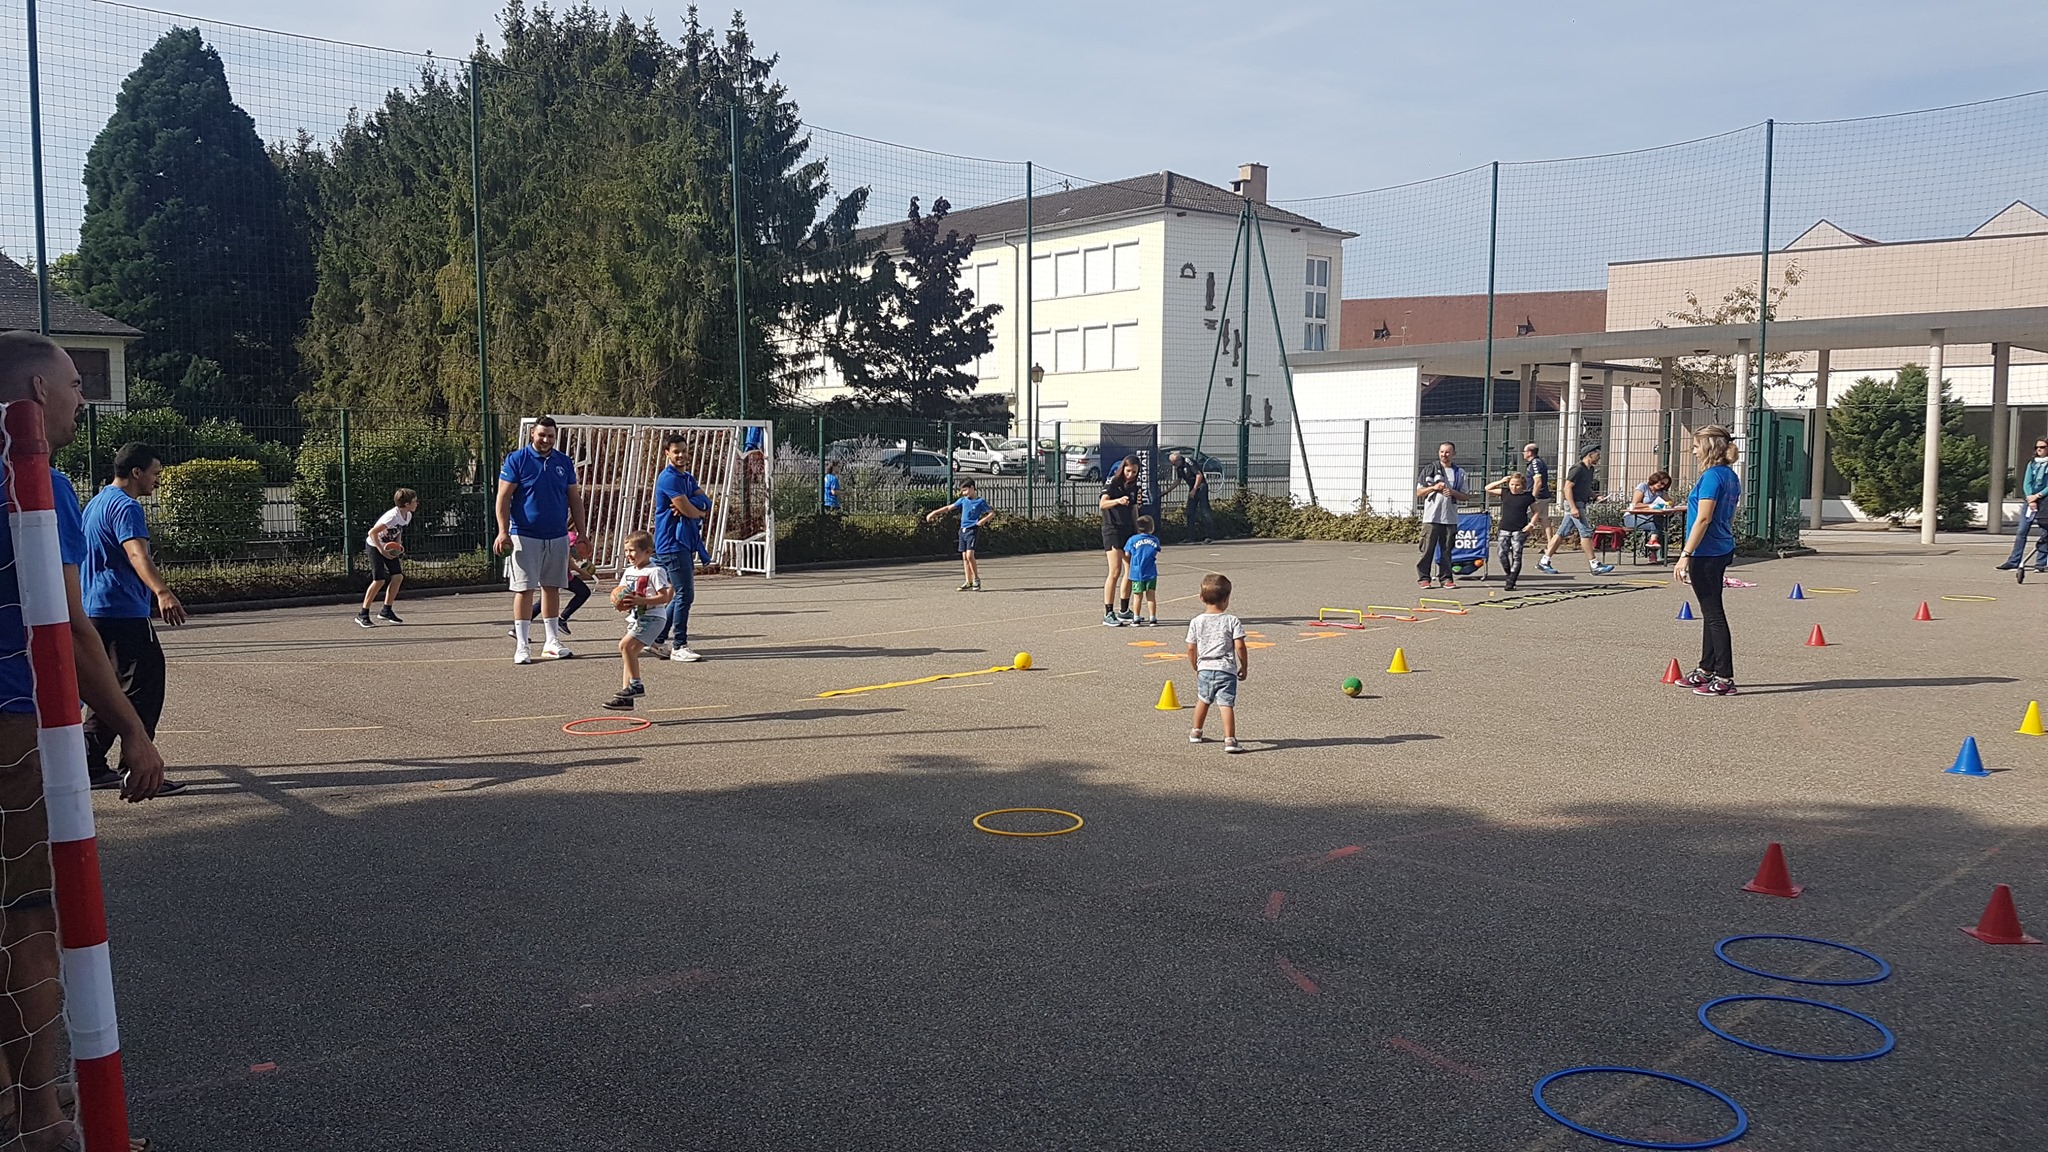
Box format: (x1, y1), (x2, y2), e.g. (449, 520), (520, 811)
(1672, 425), (1742, 697)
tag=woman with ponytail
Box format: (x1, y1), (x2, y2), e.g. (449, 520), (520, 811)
(1673, 426), (1741, 696)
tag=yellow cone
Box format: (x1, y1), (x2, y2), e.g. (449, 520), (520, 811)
(1155, 680), (1182, 710)
(2021, 700), (2045, 736)
(1387, 647), (1411, 675)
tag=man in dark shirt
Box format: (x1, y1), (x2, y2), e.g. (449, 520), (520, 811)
(1167, 451), (1211, 544)
(1538, 445), (1614, 575)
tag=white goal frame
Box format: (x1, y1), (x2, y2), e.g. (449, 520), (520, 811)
(518, 416), (775, 578)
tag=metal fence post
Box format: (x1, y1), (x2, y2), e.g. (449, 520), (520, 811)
(816, 414), (826, 513)
(945, 420), (955, 493)
(730, 103), (748, 421)
(1480, 160), (1499, 509)
(84, 402), (98, 485)
(27, 0), (50, 334)
(1024, 160), (1035, 521)
(468, 58), (494, 566)
(338, 409), (353, 574)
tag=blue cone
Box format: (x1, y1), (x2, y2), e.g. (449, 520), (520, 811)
(1945, 736), (1989, 777)
(1677, 601), (1695, 621)
(1789, 584), (1806, 600)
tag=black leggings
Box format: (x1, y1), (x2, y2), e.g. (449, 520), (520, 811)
(1692, 552), (1734, 679)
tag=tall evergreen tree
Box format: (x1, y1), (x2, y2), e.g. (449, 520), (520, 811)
(831, 197), (999, 419)
(72, 27), (314, 407)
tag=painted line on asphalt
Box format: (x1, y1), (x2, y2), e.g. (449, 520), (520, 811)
(1274, 954), (1321, 996)
(297, 726), (383, 732)
(1053, 670), (1101, 678)
(642, 705), (729, 713)
(1263, 891), (1286, 921)
(155, 729), (214, 735)
(1387, 1036), (1492, 1082)
(471, 714), (571, 724)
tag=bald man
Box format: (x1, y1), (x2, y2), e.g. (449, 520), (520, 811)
(0, 331), (167, 1150)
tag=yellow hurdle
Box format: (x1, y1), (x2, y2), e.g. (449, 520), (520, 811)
(1363, 605), (1419, 621)
(1316, 607), (1366, 626)
(1415, 597), (1467, 615)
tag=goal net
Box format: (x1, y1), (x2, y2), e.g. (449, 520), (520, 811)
(519, 416), (776, 578)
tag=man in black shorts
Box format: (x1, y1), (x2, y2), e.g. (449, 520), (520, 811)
(1098, 455), (1142, 626)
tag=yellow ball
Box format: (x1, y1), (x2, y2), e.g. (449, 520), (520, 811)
(1012, 652), (1033, 671)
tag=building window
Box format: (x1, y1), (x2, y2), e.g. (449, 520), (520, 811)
(1054, 250), (1083, 298)
(1054, 327), (1083, 374)
(1030, 254), (1052, 301)
(1083, 247), (1112, 294)
(1111, 322), (1139, 370)
(1303, 256), (1329, 351)
(1082, 325), (1112, 372)
(1113, 243), (1140, 291)
(66, 349), (112, 400)
(1031, 329), (1051, 371)
(968, 262), (1000, 379)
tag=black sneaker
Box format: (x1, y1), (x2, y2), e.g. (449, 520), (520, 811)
(88, 767), (121, 790)
(555, 619), (572, 636)
(602, 692), (637, 711)
(355, 611), (374, 629)
(1103, 611), (1123, 628)
(1996, 562), (2019, 571)
(377, 607), (404, 624)
(155, 778), (188, 795)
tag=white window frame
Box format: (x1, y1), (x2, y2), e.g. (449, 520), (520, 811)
(1303, 255), (1330, 352)
(969, 262), (1000, 379)
(1111, 321), (1140, 370)
(1112, 242), (1140, 292)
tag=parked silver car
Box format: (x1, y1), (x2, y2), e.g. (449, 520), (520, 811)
(876, 449), (950, 484)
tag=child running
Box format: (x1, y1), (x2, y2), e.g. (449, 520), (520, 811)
(924, 478), (994, 591)
(1185, 572), (1249, 753)
(603, 530), (674, 711)
(1123, 516), (1162, 625)
(357, 488), (418, 627)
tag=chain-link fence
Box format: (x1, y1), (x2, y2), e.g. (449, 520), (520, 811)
(8, 0), (2048, 562)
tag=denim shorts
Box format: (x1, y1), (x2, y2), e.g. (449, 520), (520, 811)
(625, 612), (665, 647)
(1196, 669), (1239, 707)
(1556, 510), (1594, 540)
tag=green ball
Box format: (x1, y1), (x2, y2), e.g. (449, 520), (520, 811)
(1340, 677), (1363, 697)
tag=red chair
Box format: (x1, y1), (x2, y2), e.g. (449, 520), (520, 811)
(1591, 525), (1628, 564)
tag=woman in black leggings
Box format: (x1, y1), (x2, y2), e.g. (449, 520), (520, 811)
(1672, 425), (1741, 696)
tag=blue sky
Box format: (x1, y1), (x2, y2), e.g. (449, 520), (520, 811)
(71, 0), (2048, 195)
(5, 0), (2046, 295)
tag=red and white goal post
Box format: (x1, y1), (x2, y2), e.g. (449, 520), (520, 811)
(4, 399), (132, 1150)
(518, 416), (776, 579)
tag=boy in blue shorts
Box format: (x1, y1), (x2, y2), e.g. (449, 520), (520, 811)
(1123, 515), (1162, 625)
(924, 478), (994, 591)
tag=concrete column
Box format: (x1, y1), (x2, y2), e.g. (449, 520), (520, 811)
(1658, 356), (1676, 472)
(1809, 349), (1829, 529)
(1987, 342), (2010, 534)
(1920, 330), (1945, 544)
(1518, 364), (1533, 433)
(1601, 367), (1615, 490)
(1732, 339), (1751, 460)
(1562, 351), (1584, 486)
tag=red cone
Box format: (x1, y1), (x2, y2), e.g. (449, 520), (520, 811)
(1914, 601), (1933, 622)
(1961, 884), (2041, 945)
(1805, 624), (1828, 647)
(1741, 842), (1803, 898)
(1661, 658), (1684, 685)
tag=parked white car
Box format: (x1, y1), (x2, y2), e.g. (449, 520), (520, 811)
(952, 433), (1029, 474)
(876, 449), (950, 484)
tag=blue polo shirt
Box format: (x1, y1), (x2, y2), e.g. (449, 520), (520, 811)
(654, 466), (701, 557)
(499, 445), (577, 538)
(1686, 464), (1741, 558)
(82, 485), (153, 619)
(0, 469), (87, 714)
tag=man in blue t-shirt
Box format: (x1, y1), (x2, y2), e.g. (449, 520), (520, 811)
(0, 333), (170, 1148)
(651, 433), (710, 662)
(494, 416), (586, 665)
(81, 441), (188, 794)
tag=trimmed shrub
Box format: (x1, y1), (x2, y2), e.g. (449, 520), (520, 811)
(295, 420), (475, 550)
(171, 550), (497, 606)
(59, 407), (293, 485)
(1230, 493), (1419, 544)
(778, 512), (1102, 565)
(154, 458), (265, 560)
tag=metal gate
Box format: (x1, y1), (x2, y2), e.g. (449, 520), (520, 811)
(1747, 409), (1806, 550)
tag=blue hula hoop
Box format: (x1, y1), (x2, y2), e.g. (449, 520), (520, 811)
(1714, 933), (1891, 986)
(1698, 994), (1895, 1062)
(1532, 1066), (1749, 1150)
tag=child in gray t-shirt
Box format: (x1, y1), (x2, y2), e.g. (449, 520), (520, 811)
(1184, 572), (1249, 753)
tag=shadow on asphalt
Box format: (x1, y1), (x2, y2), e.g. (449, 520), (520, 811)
(96, 757), (2047, 1152)
(1739, 676), (2020, 694)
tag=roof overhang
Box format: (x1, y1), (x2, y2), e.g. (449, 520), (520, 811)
(1291, 306), (2048, 377)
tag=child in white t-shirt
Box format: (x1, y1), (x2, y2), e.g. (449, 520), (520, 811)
(1184, 572), (1249, 753)
(604, 530), (674, 711)
(356, 488), (419, 627)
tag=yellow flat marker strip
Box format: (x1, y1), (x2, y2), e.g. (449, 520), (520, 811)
(155, 729), (214, 735)
(1939, 594), (1994, 602)
(1126, 640), (1165, 647)
(1053, 670), (1101, 678)
(818, 664), (1014, 698)
(1807, 587), (1859, 594)
(1364, 606), (1419, 621)
(1620, 579), (1670, 587)
(298, 726), (383, 732)
(1247, 641), (1276, 649)
(471, 714), (572, 725)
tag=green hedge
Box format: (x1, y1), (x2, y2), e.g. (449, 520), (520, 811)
(295, 420), (478, 550)
(154, 458), (265, 560)
(60, 407), (294, 485)
(173, 550), (498, 606)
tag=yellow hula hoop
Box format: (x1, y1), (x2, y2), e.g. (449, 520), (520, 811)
(972, 808), (1084, 837)
(1939, 594), (1996, 602)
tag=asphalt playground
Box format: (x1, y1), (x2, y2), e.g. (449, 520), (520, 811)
(95, 534), (2045, 1150)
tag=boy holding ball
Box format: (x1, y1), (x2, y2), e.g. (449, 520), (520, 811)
(357, 488), (419, 627)
(604, 530), (674, 711)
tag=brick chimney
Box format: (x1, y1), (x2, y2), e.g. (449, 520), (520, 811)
(1232, 163), (1268, 205)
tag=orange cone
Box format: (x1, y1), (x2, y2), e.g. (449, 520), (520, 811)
(1741, 842), (1803, 898)
(1914, 601), (1933, 622)
(1805, 624), (1828, 647)
(1661, 658), (1684, 685)
(1961, 884), (2041, 945)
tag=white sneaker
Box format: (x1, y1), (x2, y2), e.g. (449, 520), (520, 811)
(543, 642), (574, 660)
(512, 645), (532, 666)
(670, 647), (703, 663)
